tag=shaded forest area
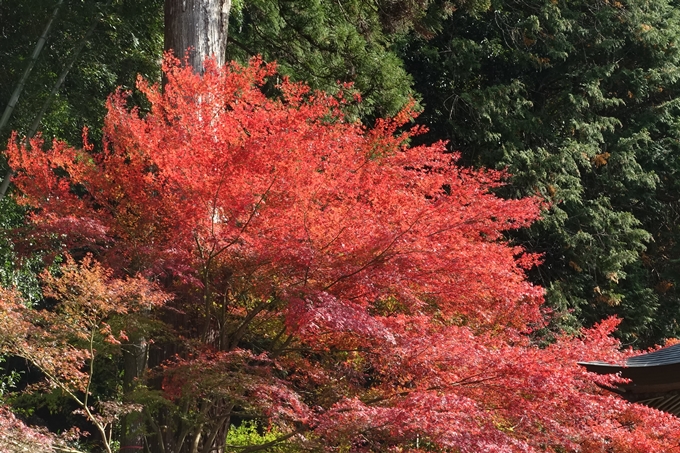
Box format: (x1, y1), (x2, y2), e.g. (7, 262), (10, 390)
(2, 0), (680, 451)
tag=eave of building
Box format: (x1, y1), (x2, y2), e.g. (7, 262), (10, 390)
(579, 343), (680, 416)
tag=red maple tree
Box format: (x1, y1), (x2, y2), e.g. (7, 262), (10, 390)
(5, 55), (680, 452)
(0, 256), (166, 453)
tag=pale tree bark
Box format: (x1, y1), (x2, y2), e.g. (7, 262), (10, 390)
(130, 3), (232, 453)
(164, 0), (232, 72)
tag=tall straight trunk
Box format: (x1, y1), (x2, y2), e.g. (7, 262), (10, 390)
(142, 4), (231, 453)
(164, 0), (232, 72)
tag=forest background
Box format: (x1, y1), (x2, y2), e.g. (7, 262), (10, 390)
(2, 0), (680, 451)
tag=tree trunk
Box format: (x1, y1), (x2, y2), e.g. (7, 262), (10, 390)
(120, 335), (148, 453)
(143, 3), (231, 452)
(164, 0), (231, 72)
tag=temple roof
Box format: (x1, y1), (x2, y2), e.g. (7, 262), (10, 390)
(580, 343), (680, 369)
(627, 343), (680, 367)
(579, 343), (680, 417)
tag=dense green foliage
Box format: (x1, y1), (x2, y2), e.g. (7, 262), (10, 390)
(400, 0), (680, 346)
(227, 0), (416, 118)
(226, 0), (489, 119)
(0, 0), (163, 146)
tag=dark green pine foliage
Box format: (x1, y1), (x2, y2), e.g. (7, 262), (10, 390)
(226, 0), (488, 120)
(226, 0), (412, 119)
(399, 0), (680, 346)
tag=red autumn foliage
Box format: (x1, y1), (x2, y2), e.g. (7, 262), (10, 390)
(0, 257), (166, 452)
(0, 405), (62, 453)
(5, 55), (680, 452)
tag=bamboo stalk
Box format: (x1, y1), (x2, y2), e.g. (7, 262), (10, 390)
(0, 0), (112, 201)
(0, 0), (64, 200)
(0, 0), (64, 134)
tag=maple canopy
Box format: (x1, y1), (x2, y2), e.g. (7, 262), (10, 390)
(4, 55), (680, 452)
